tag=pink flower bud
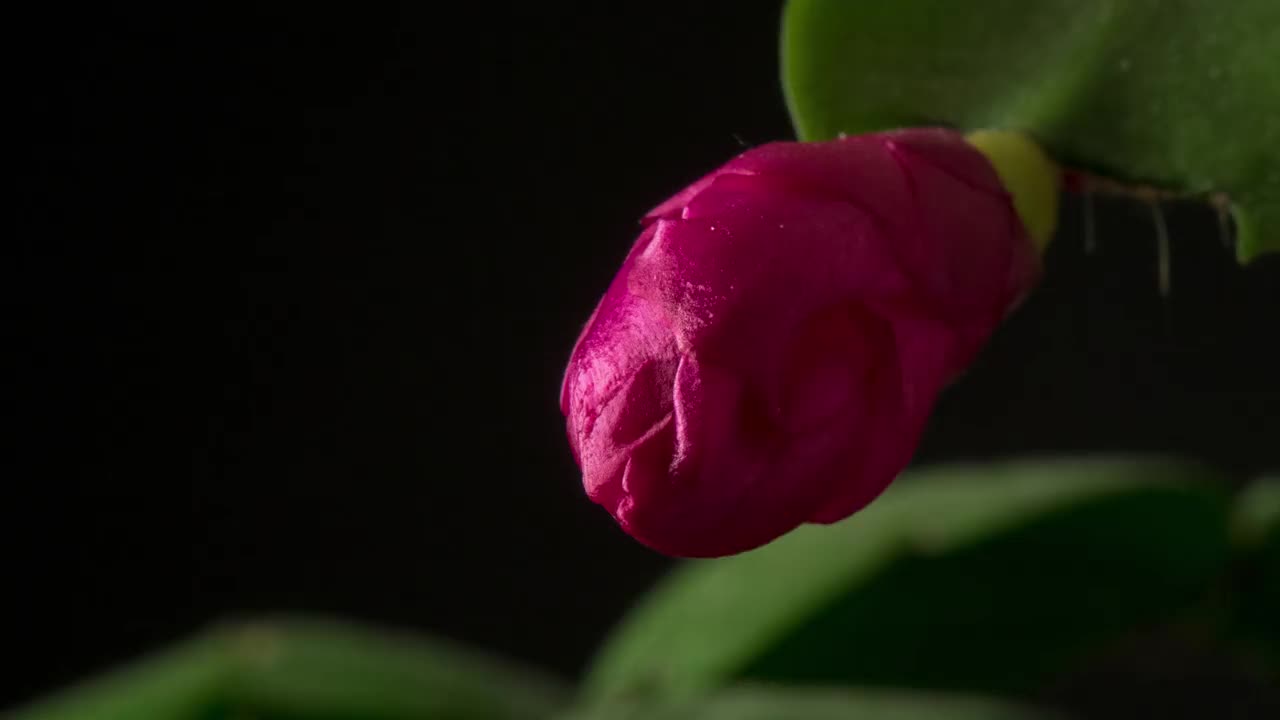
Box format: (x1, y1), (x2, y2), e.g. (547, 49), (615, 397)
(561, 128), (1041, 557)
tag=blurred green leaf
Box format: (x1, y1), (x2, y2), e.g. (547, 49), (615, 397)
(562, 686), (1067, 720)
(219, 617), (567, 720)
(0, 638), (230, 720)
(7, 616), (567, 720)
(1233, 475), (1280, 549)
(781, 0), (1280, 262)
(1231, 476), (1280, 673)
(584, 457), (1231, 702)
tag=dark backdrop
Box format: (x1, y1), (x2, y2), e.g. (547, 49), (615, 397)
(7, 1), (1279, 708)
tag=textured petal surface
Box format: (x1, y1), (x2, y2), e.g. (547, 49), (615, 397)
(562, 129), (1040, 557)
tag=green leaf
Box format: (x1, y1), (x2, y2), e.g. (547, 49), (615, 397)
(583, 457), (1231, 702)
(1233, 475), (1280, 549)
(562, 686), (1067, 720)
(781, 0), (1280, 262)
(7, 616), (567, 720)
(0, 638), (231, 720)
(1231, 476), (1280, 671)
(220, 617), (567, 720)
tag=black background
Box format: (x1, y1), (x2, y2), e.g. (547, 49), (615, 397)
(7, 1), (1280, 710)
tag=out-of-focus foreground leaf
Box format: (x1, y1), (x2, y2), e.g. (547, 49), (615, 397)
(1232, 476), (1280, 673)
(584, 457), (1231, 702)
(782, 0), (1280, 262)
(5, 616), (567, 720)
(562, 686), (1068, 720)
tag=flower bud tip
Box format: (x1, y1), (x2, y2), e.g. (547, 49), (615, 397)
(965, 129), (1060, 253)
